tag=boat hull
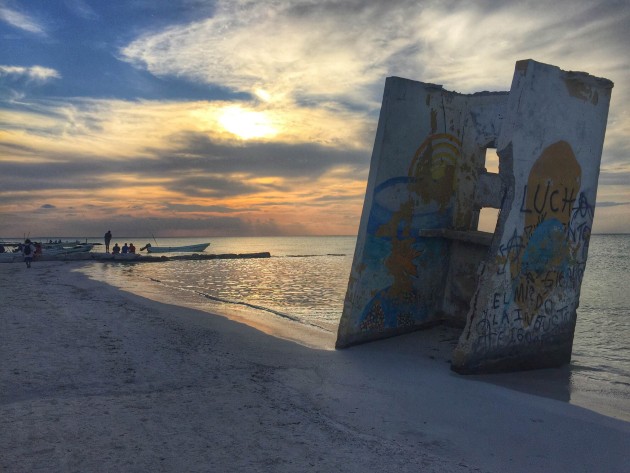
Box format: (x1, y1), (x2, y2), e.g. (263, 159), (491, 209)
(45, 244), (94, 255)
(145, 243), (210, 254)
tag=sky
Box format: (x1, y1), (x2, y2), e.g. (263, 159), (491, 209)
(1, 0), (628, 238)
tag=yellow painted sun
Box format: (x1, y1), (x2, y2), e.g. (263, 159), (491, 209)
(219, 106), (277, 140)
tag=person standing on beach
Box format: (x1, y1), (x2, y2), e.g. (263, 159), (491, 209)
(104, 230), (112, 253)
(22, 239), (35, 268)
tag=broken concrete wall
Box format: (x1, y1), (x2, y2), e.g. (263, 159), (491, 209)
(451, 60), (613, 373)
(337, 60), (613, 374)
(336, 77), (508, 348)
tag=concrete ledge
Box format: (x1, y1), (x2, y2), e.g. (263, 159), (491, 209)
(419, 229), (494, 247)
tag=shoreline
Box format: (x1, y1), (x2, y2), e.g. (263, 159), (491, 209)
(80, 259), (630, 423)
(77, 259), (339, 351)
(0, 250), (272, 264)
(1, 262), (628, 472)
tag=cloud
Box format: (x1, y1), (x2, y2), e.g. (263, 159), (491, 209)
(167, 174), (271, 198)
(165, 203), (242, 213)
(120, 0), (629, 101)
(120, 0), (422, 108)
(596, 202), (629, 208)
(0, 5), (45, 34)
(0, 65), (61, 83)
(159, 132), (369, 178)
(598, 170), (630, 186)
(64, 0), (98, 20)
(0, 207), (309, 238)
(0, 128), (369, 196)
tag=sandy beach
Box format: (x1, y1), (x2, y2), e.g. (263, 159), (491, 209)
(1, 261), (628, 472)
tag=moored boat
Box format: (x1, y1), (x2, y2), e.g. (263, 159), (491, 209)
(140, 243), (210, 254)
(44, 243), (94, 255)
(0, 241), (94, 262)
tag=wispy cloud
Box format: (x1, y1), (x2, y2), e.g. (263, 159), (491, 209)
(0, 5), (45, 34)
(64, 0), (98, 20)
(0, 65), (61, 83)
(121, 0), (629, 103)
(120, 0), (424, 109)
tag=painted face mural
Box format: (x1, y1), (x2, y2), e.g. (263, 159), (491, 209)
(358, 133), (461, 331)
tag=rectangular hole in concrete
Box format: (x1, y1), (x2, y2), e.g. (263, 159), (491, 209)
(478, 208), (500, 233)
(485, 147), (500, 174)
(477, 147), (501, 233)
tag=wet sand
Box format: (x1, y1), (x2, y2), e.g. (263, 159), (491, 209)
(82, 258), (630, 424)
(1, 261), (628, 472)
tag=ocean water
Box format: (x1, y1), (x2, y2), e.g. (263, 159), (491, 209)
(569, 234), (630, 411)
(78, 234), (629, 418)
(82, 236), (354, 332)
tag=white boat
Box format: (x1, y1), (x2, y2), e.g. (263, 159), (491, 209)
(44, 243), (95, 255)
(140, 243), (210, 254)
(0, 241), (94, 262)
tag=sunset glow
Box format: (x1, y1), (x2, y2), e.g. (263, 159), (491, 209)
(218, 106), (277, 140)
(0, 1), (628, 237)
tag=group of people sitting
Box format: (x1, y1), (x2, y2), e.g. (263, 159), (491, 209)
(111, 242), (136, 255)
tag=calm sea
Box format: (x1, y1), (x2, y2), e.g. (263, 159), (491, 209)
(77, 235), (629, 418)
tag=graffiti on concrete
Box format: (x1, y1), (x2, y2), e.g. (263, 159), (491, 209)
(357, 133), (461, 332)
(337, 60), (613, 374)
(463, 141), (597, 361)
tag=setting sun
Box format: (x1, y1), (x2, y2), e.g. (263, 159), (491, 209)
(218, 106), (277, 140)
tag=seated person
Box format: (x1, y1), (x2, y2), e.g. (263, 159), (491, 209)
(128, 242), (136, 254)
(121, 243), (129, 254)
(112, 243), (121, 254)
